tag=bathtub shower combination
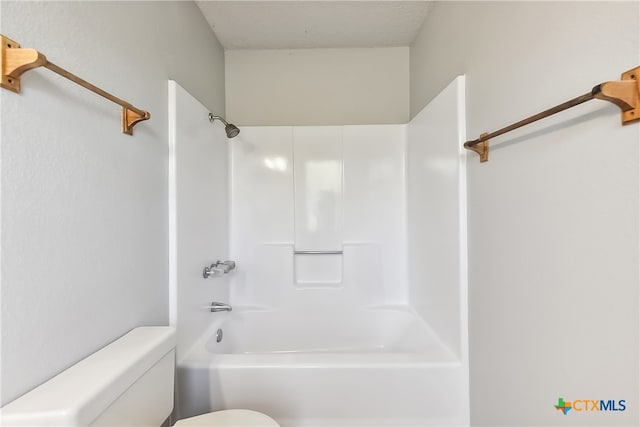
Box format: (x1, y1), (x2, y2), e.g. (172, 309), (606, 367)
(169, 78), (469, 426)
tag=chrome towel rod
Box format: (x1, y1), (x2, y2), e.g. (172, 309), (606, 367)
(464, 66), (639, 163)
(1, 34), (150, 135)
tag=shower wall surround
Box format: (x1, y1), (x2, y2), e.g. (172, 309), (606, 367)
(407, 77), (467, 357)
(176, 76), (469, 425)
(293, 127), (343, 252)
(169, 81), (230, 362)
(230, 125), (407, 308)
(293, 127), (343, 286)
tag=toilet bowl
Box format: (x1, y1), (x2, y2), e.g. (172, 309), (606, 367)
(0, 327), (279, 427)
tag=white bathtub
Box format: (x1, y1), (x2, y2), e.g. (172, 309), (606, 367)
(177, 307), (468, 426)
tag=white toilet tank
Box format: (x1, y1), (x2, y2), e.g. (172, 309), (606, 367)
(0, 327), (176, 426)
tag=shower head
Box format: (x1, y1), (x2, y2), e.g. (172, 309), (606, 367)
(208, 113), (240, 138)
(225, 123), (240, 138)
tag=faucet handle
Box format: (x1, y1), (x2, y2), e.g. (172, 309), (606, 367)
(214, 260), (236, 273)
(204, 260), (237, 278)
(203, 264), (225, 278)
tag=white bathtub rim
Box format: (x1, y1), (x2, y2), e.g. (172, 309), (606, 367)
(178, 305), (459, 366)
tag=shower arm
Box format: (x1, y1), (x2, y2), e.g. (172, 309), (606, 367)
(208, 114), (229, 126)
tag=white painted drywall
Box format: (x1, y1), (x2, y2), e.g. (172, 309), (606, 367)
(411, 2), (639, 425)
(168, 81), (229, 363)
(225, 48), (409, 125)
(0, 1), (224, 405)
(197, 1), (432, 49)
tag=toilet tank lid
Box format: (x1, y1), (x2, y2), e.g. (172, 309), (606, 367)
(0, 326), (176, 426)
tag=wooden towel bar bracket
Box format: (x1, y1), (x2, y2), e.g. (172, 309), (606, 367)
(464, 66), (640, 163)
(1, 34), (150, 135)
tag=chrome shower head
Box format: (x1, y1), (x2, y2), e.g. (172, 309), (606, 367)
(225, 123), (240, 138)
(208, 113), (240, 138)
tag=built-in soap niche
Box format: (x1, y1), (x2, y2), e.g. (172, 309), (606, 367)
(294, 252), (343, 287)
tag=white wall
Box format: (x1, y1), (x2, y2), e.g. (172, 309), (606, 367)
(229, 125), (406, 310)
(169, 81), (229, 363)
(411, 2), (639, 425)
(225, 48), (409, 126)
(0, 1), (225, 405)
(407, 76), (467, 359)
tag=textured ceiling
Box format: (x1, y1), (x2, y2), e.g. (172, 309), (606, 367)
(196, 1), (433, 49)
